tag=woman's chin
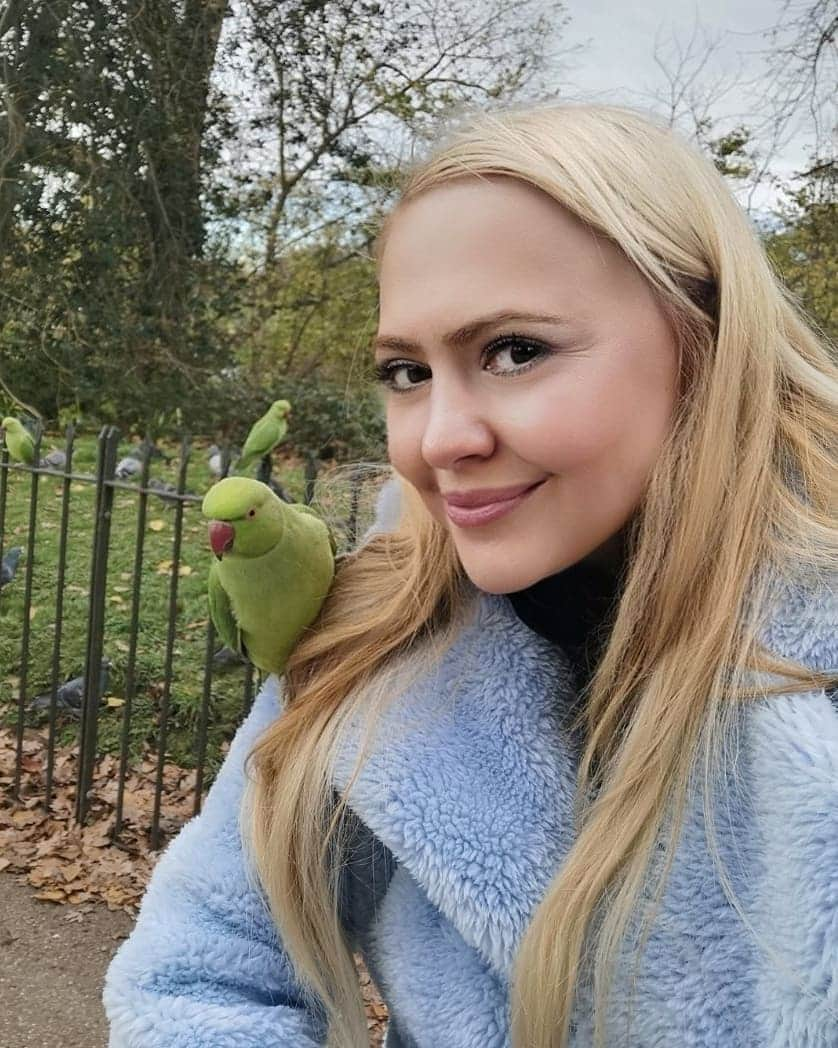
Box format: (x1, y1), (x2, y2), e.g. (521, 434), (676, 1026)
(459, 557), (554, 596)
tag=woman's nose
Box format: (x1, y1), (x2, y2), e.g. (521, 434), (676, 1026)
(420, 388), (495, 468)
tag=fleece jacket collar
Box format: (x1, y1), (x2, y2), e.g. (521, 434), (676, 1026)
(332, 571), (837, 980)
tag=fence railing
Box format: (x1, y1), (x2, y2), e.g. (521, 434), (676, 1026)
(0, 423), (375, 849)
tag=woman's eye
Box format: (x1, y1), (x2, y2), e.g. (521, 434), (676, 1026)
(372, 336), (551, 394)
(484, 337), (547, 375)
(373, 360), (430, 392)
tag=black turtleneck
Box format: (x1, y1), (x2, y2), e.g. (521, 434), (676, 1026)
(507, 532), (627, 690)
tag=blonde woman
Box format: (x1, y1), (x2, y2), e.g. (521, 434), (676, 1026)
(104, 104), (838, 1048)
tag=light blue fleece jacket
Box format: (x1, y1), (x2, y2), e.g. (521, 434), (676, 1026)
(103, 564), (838, 1048)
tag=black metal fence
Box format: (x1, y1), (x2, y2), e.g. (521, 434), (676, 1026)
(0, 423), (373, 849)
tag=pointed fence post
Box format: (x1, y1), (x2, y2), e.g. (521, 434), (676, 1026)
(0, 434), (8, 600)
(13, 421), (43, 798)
(149, 434), (191, 850)
(113, 436), (153, 838)
(44, 423), (77, 809)
(76, 425), (119, 824)
(303, 452), (318, 506)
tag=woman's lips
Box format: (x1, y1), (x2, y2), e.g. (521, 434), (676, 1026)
(444, 481), (545, 527)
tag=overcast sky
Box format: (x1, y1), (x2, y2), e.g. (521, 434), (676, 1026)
(553, 0), (827, 211)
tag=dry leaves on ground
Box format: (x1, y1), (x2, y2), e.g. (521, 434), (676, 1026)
(0, 726), (200, 916)
(0, 725), (388, 1045)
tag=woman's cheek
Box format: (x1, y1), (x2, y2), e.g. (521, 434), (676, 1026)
(386, 409), (423, 480)
(508, 401), (612, 471)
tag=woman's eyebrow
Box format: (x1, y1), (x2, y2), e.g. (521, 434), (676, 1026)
(372, 309), (568, 355)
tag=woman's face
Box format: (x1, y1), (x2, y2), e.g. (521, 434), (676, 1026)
(375, 176), (680, 594)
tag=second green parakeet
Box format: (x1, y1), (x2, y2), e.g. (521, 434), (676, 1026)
(202, 476), (335, 675)
(1, 417), (35, 465)
(236, 399), (291, 473)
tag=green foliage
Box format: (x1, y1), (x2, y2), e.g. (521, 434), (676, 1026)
(281, 375), (386, 462)
(766, 159), (837, 343)
(0, 0), (236, 430)
(693, 118), (755, 180)
(234, 241), (380, 384)
(0, 0), (561, 449)
(708, 125), (754, 181)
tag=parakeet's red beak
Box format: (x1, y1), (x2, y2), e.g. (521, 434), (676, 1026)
(208, 520), (235, 559)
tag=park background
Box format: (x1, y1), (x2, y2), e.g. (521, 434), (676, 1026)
(0, 1), (835, 1045)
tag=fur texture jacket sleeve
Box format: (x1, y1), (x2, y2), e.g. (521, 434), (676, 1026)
(104, 563), (837, 1048)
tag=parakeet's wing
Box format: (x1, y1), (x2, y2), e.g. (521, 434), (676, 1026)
(207, 563), (242, 654)
(22, 433), (35, 465)
(8, 428), (35, 465)
(289, 503), (337, 556)
(239, 416), (279, 465)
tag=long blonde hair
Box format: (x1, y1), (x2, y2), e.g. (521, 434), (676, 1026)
(245, 104), (838, 1047)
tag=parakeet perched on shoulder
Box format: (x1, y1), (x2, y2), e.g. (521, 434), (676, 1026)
(1, 417), (35, 465)
(202, 477), (335, 675)
(235, 399), (291, 473)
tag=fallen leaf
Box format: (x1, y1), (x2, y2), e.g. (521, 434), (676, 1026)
(105, 696), (125, 709)
(148, 519), (165, 532)
(33, 889), (66, 903)
(11, 810), (41, 827)
(178, 565), (192, 577)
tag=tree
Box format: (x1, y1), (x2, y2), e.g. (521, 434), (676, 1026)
(763, 0), (836, 158)
(0, 1), (239, 427)
(766, 158), (837, 343)
(1, 0), (569, 433)
(219, 0), (566, 267)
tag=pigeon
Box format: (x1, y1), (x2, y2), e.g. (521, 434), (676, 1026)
(208, 445), (223, 479)
(147, 477), (181, 508)
(26, 659), (112, 717)
(212, 645), (247, 668)
(39, 448), (67, 470)
(208, 445), (238, 480)
(115, 452), (144, 479)
(144, 442), (172, 462)
(1, 547), (22, 588)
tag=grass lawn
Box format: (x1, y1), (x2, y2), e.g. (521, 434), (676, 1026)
(0, 432), (388, 785)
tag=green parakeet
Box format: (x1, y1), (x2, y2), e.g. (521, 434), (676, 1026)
(0, 417), (35, 465)
(202, 476), (336, 675)
(236, 399), (291, 473)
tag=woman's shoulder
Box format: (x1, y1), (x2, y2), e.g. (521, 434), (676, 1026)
(745, 566), (837, 823)
(759, 564), (837, 677)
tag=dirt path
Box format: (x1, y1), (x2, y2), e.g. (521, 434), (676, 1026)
(0, 873), (134, 1048)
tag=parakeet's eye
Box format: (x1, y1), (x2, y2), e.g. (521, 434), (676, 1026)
(248, 509), (256, 518)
